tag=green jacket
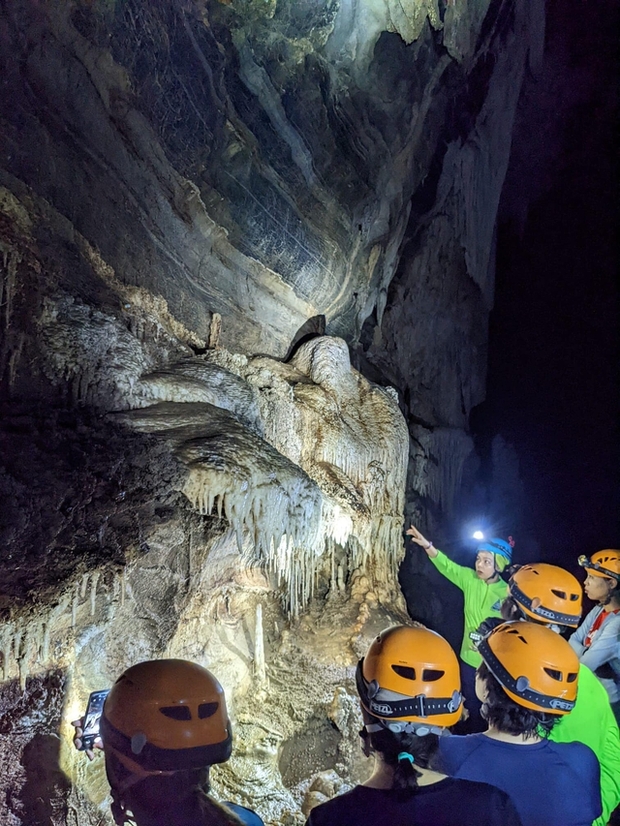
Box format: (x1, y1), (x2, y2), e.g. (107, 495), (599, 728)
(549, 662), (620, 826)
(430, 549), (506, 667)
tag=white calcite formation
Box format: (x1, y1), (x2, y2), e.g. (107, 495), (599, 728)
(116, 332), (408, 617)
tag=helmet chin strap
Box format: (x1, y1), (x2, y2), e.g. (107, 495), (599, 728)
(484, 569), (501, 583)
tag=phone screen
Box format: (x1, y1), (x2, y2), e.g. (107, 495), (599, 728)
(80, 689), (110, 750)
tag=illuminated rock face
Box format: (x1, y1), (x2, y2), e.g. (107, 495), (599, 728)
(0, 0), (542, 822)
(0, 182), (409, 824)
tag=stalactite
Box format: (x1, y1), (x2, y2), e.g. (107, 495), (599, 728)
(90, 571), (100, 616)
(254, 604), (266, 683)
(1, 245), (20, 332)
(79, 573), (89, 599)
(72, 582), (80, 628)
(1, 623), (12, 681)
(119, 336), (409, 614)
(41, 621), (50, 662)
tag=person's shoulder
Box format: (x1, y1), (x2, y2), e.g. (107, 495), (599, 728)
(305, 785), (365, 823)
(440, 778), (522, 825)
(604, 610), (620, 627)
(447, 776), (506, 797)
(581, 604), (604, 623)
(438, 733), (488, 769)
(544, 737), (599, 768)
(224, 802), (265, 826)
(441, 733), (487, 754)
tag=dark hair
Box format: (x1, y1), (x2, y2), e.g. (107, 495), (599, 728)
(608, 580), (620, 607)
(502, 597), (573, 638)
(364, 726), (440, 799)
(500, 596), (524, 621)
(106, 753), (243, 826)
(477, 662), (557, 738)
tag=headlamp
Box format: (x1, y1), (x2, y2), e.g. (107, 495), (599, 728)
(578, 554), (620, 581)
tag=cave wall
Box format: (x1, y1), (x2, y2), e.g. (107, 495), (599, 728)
(0, 186), (409, 823)
(0, 0), (544, 823)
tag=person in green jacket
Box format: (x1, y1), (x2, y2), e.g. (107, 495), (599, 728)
(407, 524), (512, 732)
(484, 562), (620, 826)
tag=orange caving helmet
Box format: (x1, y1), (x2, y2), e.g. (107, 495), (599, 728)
(578, 550), (620, 582)
(509, 563), (583, 627)
(100, 659), (232, 777)
(356, 626), (463, 733)
(478, 621), (579, 715)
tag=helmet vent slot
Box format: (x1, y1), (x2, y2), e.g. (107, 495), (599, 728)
(505, 629), (528, 643)
(551, 589), (566, 599)
(422, 669), (444, 682)
(567, 672), (578, 683)
(543, 668), (563, 682)
(391, 665), (416, 680)
(569, 594), (579, 601)
(160, 705), (192, 720)
(198, 702), (219, 719)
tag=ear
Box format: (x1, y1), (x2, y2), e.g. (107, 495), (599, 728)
(531, 597), (542, 610)
(474, 670), (489, 704)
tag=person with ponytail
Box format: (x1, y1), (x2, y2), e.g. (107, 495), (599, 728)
(73, 659), (263, 826)
(305, 626), (522, 826)
(407, 524), (514, 732)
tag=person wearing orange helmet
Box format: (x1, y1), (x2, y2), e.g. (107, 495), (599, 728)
(570, 550), (620, 723)
(306, 626), (522, 826)
(439, 621), (602, 826)
(74, 659), (263, 826)
(494, 563), (620, 826)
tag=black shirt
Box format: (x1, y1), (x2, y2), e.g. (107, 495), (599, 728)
(305, 778), (523, 826)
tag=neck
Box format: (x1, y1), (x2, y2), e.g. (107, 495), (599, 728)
(482, 573), (500, 584)
(483, 725), (541, 745)
(363, 755), (446, 789)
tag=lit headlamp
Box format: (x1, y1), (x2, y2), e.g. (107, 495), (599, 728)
(578, 554), (620, 582)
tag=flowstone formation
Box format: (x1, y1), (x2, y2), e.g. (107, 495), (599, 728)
(0, 0), (545, 822)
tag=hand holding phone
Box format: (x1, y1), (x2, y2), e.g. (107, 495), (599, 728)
(72, 689), (109, 759)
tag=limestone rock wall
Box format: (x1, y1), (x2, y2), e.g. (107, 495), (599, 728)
(0, 181), (408, 824)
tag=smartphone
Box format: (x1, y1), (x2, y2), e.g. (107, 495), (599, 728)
(79, 689), (110, 750)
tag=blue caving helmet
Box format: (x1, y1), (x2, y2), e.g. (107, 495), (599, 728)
(477, 538), (513, 572)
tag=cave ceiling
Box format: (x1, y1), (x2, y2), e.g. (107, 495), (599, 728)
(0, 0), (545, 823)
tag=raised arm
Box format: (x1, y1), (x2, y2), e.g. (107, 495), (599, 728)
(406, 524), (438, 558)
